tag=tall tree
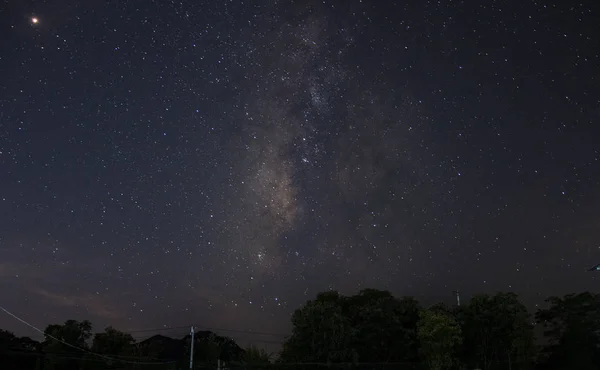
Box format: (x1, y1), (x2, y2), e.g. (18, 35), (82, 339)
(0, 330), (41, 370)
(0, 329), (19, 349)
(280, 291), (357, 363)
(42, 319), (93, 370)
(346, 289), (421, 362)
(458, 293), (534, 370)
(280, 289), (421, 364)
(244, 345), (271, 365)
(536, 292), (600, 370)
(43, 319), (93, 349)
(91, 326), (135, 356)
(417, 309), (462, 370)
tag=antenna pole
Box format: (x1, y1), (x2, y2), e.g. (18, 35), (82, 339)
(189, 326), (195, 370)
(453, 290), (461, 307)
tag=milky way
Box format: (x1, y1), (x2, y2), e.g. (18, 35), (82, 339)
(1, 0), (599, 351)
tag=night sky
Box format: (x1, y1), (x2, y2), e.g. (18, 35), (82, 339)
(1, 0), (599, 349)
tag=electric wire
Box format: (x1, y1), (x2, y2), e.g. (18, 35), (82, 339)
(192, 324), (288, 338)
(0, 304), (176, 365)
(126, 324), (288, 338)
(5, 347), (181, 361)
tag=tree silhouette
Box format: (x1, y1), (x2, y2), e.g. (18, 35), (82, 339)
(3, 290), (600, 369)
(280, 289), (421, 364)
(536, 292), (600, 370)
(417, 309), (462, 370)
(42, 319), (93, 370)
(0, 329), (40, 370)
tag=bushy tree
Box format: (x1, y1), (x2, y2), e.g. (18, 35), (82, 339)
(458, 293), (534, 370)
(280, 291), (357, 363)
(536, 292), (600, 370)
(91, 326), (135, 356)
(0, 329), (40, 370)
(43, 319), (93, 370)
(280, 289), (421, 364)
(417, 309), (462, 370)
(244, 345), (272, 365)
(346, 289), (421, 362)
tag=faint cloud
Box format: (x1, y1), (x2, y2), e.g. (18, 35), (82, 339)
(33, 288), (124, 321)
(0, 262), (45, 280)
(0, 263), (20, 278)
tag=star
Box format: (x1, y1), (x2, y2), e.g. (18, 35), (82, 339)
(0, 0), (598, 358)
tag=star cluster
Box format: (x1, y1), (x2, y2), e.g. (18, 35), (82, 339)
(1, 0), (599, 348)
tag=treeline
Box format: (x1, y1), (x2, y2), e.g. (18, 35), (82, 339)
(1, 290), (599, 370)
(0, 322), (251, 370)
(279, 290), (600, 370)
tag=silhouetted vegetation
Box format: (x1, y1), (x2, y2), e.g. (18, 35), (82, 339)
(1, 290), (599, 370)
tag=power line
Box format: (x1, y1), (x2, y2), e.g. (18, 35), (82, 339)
(126, 325), (191, 334)
(192, 324), (289, 338)
(1, 349), (113, 363)
(132, 332), (190, 341)
(6, 347), (180, 361)
(2, 348), (172, 364)
(0, 304), (175, 366)
(128, 332), (283, 347)
(126, 323), (289, 338)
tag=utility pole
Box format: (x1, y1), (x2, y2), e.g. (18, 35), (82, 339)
(189, 326), (195, 370)
(453, 290), (461, 307)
